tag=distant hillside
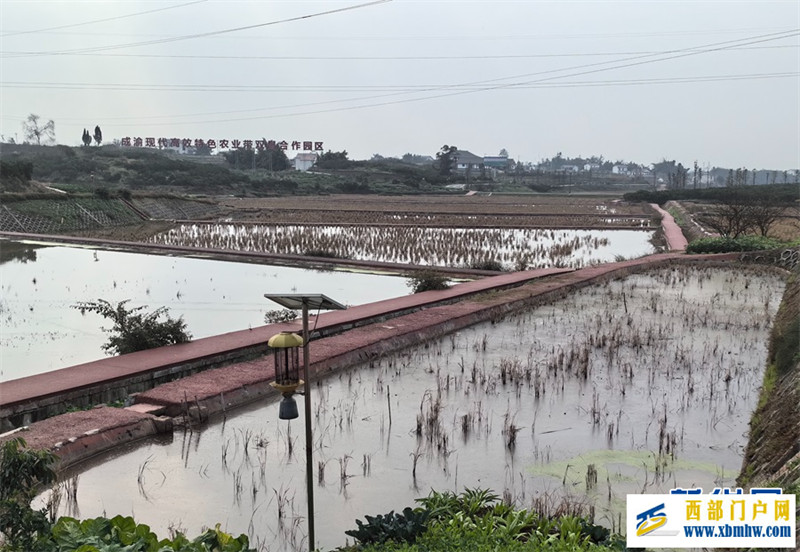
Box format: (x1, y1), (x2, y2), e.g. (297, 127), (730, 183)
(0, 143), (256, 196)
(1, 143), (662, 197)
(0, 143), (453, 197)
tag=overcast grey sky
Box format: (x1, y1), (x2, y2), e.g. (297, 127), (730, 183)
(1, 1), (798, 170)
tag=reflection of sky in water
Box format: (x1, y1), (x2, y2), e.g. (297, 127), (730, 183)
(154, 225), (656, 268)
(46, 268), (784, 552)
(0, 240), (409, 381)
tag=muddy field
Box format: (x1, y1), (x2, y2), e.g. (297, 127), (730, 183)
(217, 195), (656, 228)
(64, 195), (660, 251)
(148, 224), (655, 270)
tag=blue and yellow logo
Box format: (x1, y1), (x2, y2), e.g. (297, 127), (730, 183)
(636, 503), (667, 536)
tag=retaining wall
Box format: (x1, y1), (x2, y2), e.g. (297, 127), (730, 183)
(3, 253), (769, 471)
(0, 268), (571, 431)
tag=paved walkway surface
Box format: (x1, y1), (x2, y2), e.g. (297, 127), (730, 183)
(0, 267), (571, 408)
(0, 210), (695, 469)
(650, 203), (689, 251)
(0, 253), (719, 469)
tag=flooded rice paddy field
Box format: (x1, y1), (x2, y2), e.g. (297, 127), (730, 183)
(0, 239), (408, 381)
(47, 265), (786, 551)
(148, 224), (656, 270)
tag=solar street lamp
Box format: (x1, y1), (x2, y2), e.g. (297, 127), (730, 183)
(264, 294), (347, 552)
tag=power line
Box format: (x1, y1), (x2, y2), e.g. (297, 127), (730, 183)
(1, 26), (792, 41)
(2, 44), (796, 61)
(2, 0), (393, 58)
(0, 1), (207, 38)
(5, 29), (797, 96)
(4, 72), (796, 94)
(3, 28), (796, 127)
(171, 29), (800, 126)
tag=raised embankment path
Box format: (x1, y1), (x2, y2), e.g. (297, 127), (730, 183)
(0, 266), (571, 429)
(0, 206), (694, 468)
(0, 230), (504, 279)
(650, 203), (689, 251)
(2, 251), (748, 471)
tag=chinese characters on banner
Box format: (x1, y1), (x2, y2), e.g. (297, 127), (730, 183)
(118, 138), (324, 152)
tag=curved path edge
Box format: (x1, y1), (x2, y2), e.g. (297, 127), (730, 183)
(650, 203), (689, 251)
(1, 252), (752, 471)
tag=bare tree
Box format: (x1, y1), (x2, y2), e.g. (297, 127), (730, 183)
(696, 199), (753, 238)
(696, 190), (786, 238)
(22, 113), (55, 145)
(749, 199), (786, 237)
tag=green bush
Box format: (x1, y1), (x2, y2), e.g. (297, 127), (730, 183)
(73, 299), (191, 355)
(303, 249), (347, 259)
(264, 308), (299, 324)
(345, 507), (429, 545)
(51, 516), (251, 552)
(93, 187), (112, 199)
(772, 315), (800, 377)
(0, 160), (34, 181)
(0, 438), (57, 552)
(686, 235), (785, 254)
(406, 270), (450, 293)
(469, 260), (505, 272)
(341, 489), (623, 552)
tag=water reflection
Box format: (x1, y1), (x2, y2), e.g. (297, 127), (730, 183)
(0, 239), (409, 381)
(0, 241), (43, 265)
(46, 267), (785, 552)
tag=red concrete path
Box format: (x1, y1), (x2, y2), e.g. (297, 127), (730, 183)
(1, 252), (743, 470)
(0, 267), (571, 408)
(135, 253), (695, 415)
(0, 209), (698, 468)
(651, 203), (689, 251)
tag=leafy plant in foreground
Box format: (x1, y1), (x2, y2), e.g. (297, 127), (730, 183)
(0, 438), (57, 552)
(343, 488), (623, 551)
(0, 439), (252, 551)
(73, 299), (191, 355)
(51, 516), (252, 552)
(345, 507), (430, 545)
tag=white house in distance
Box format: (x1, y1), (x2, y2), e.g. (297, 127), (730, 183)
(293, 152), (318, 171)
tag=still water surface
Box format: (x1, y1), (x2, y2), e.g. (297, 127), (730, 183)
(0, 239), (408, 381)
(48, 266), (785, 551)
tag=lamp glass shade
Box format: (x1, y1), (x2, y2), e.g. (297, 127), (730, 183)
(269, 332), (302, 387)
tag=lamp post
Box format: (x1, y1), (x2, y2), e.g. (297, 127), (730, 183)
(264, 294), (347, 552)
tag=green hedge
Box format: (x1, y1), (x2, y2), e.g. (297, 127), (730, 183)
(340, 489), (625, 552)
(623, 183), (798, 205)
(686, 236), (786, 254)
